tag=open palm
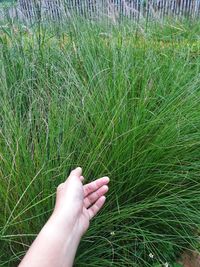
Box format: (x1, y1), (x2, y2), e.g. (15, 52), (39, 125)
(53, 167), (109, 236)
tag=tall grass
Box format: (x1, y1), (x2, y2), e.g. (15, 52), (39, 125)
(1, 17), (200, 266)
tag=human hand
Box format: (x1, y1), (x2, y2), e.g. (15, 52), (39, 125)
(19, 167), (109, 267)
(51, 167), (109, 236)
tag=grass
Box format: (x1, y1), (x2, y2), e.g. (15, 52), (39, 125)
(1, 16), (200, 266)
(0, 0), (16, 8)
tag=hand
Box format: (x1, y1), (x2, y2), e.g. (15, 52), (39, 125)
(52, 167), (110, 236)
(19, 167), (109, 267)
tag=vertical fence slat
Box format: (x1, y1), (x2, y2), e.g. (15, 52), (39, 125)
(2, 1), (200, 23)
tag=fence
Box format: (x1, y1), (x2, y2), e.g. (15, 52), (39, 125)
(1, 0), (200, 22)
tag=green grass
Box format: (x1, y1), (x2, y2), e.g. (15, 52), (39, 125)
(0, 0), (16, 8)
(1, 17), (200, 266)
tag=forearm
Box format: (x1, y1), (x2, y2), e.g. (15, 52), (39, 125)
(19, 215), (81, 267)
(18, 167), (109, 267)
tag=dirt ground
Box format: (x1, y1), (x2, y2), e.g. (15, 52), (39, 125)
(178, 251), (200, 267)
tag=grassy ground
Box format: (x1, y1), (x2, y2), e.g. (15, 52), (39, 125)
(1, 17), (200, 266)
(0, 0), (16, 8)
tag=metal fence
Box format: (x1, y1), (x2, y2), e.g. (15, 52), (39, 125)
(1, 0), (200, 22)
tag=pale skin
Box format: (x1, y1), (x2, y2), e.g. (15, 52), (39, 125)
(19, 167), (110, 267)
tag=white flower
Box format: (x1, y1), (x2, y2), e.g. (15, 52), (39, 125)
(149, 253), (154, 258)
(164, 263), (169, 267)
(110, 231), (115, 236)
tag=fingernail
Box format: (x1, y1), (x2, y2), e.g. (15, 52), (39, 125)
(76, 166), (82, 170)
(101, 196), (106, 201)
(104, 176), (110, 182)
(103, 185), (109, 191)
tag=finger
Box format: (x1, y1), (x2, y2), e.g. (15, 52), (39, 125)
(80, 176), (84, 182)
(69, 167), (82, 178)
(84, 185), (108, 208)
(84, 176), (109, 197)
(88, 196), (106, 220)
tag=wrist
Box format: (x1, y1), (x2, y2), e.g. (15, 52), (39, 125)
(47, 212), (82, 241)
(19, 213), (81, 267)
(42, 216), (82, 260)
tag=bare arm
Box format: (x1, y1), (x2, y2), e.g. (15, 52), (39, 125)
(19, 167), (109, 267)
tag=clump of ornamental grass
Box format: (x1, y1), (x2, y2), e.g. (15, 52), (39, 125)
(1, 17), (200, 267)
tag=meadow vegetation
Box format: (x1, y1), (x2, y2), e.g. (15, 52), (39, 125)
(1, 16), (200, 266)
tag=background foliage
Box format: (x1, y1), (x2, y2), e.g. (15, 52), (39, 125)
(1, 17), (200, 266)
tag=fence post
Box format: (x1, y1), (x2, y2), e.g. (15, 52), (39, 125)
(11, 0), (200, 22)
